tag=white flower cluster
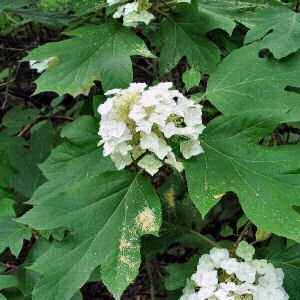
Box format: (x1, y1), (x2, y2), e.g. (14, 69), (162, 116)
(97, 82), (205, 175)
(108, 0), (154, 27)
(181, 241), (289, 300)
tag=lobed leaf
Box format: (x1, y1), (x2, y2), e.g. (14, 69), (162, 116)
(23, 24), (155, 96)
(19, 171), (162, 299)
(185, 112), (300, 242)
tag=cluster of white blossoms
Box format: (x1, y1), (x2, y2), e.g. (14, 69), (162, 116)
(181, 241), (289, 300)
(108, 0), (154, 27)
(97, 82), (205, 175)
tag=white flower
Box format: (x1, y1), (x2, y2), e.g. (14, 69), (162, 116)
(97, 82), (204, 174)
(112, 2), (155, 27)
(235, 262), (256, 283)
(180, 140), (203, 159)
(180, 279), (195, 300)
(220, 258), (239, 275)
(107, 0), (121, 6)
(214, 288), (232, 300)
(98, 98), (114, 116)
(250, 259), (268, 275)
(129, 104), (147, 122)
(165, 152), (184, 172)
(209, 248), (229, 268)
(236, 241), (255, 261)
(197, 286), (216, 299)
(111, 152), (132, 169)
(124, 2), (139, 14)
(180, 247), (289, 300)
(137, 155), (162, 176)
(192, 270), (218, 287)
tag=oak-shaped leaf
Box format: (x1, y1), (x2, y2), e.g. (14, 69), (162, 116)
(205, 43), (300, 122)
(245, 7), (300, 59)
(185, 111), (300, 242)
(23, 24), (155, 96)
(159, 4), (221, 76)
(18, 171), (161, 300)
(198, 0), (284, 29)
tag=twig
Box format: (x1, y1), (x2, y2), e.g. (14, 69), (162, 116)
(190, 229), (223, 249)
(158, 0), (174, 11)
(145, 262), (155, 300)
(0, 78), (15, 88)
(0, 261), (17, 269)
(1, 66), (11, 110)
(3, 11), (18, 24)
(17, 114), (74, 137)
(230, 220), (252, 258)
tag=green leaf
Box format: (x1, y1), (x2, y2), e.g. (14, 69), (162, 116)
(159, 5), (221, 76)
(7, 121), (55, 198)
(268, 244), (300, 299)
(9, 9), (76, 26)
(198, 0), (284, 29)
(205, 43), (300, 122)
(0, 294), (7, 300)
(23, 24), (155, 96)
(18, 171), (161, 299)
(165, 255), (199, 291)
(0, 218), (32, 256)
(0, 0), (33, 14)
(0, 189), (15, 219)
(182, 70), (201, 91)
(0, 275), (18, 290)
(2, 104), (39, 132)
(73, 0), (107, 16)
(143, 174), (213, 260)
(185, 112), (300, 242)
(245, 8), (300, 59)
(0, 69), (9, 81)
(30, 116), (115, 204)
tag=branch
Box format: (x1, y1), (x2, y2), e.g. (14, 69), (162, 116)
(17, 114), (74, 137)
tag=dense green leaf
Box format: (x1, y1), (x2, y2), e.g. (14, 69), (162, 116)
(8, 9), (76, 26)
(182, 70), (201, 91)
(19, 171), (161, 299)
(30, 116), (115, 204)
(73, 0), (107, 16)
(205, 43), (300, 122)
(159, 5), (221, 76)
(23, 24), (155, 96)
(0, 69), (9, 81)
(0, 218), (32, 256)
(198, 0), (284, 29)
(7, 121), (55, 198)
(2, 105), (39, 132)
(142, 174), (213, 260)
(0, 275), (18, 290)
(268, 244), (300, 300)
(165, 255), (199, 291)
(185, 112), (300, 242)
(0, 189), (15, 219)
(0, 0), (33, 14)
(245, 8), (300, 59)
